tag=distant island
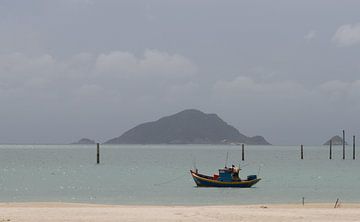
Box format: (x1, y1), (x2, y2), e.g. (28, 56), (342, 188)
(105, 109), (270, 145)
(323, 135), (348, 145)
(72, 138), (96, 145)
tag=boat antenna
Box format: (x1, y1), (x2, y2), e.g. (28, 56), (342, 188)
(193, 157), (197, 171)
(258, 164), (263, 177)
(225, 151), (229, 168)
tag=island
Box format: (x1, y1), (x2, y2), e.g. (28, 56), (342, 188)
(105, 109), (270, 145)
(72, 138), (96, 145)
(323, 135), (348, 145)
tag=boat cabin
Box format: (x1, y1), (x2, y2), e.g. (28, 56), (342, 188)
(217, 166), (240, 182)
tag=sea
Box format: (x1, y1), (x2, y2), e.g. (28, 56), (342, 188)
(0, 144), (359, 205)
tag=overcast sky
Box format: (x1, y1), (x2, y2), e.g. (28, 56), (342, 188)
(1, 0), (360, 145)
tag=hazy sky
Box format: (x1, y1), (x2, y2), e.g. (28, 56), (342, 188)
(1, 0), (360, 145)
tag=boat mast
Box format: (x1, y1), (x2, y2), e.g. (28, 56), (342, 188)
(225, 151), (229, 168)
(193, 157), (197, 171)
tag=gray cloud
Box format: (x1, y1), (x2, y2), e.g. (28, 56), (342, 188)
(213, 76), (360, 106)
(0, 50), (196, 96)
(304, 30), (317, 41)
(96, 50), (196, 79)
(333, 23), (360, 47)
(213, 76), (305, 96)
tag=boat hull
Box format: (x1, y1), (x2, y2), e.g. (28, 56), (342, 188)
(190, 170), (261, 188)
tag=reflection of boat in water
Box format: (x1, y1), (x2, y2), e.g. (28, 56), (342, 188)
(190, 165), (261, 188)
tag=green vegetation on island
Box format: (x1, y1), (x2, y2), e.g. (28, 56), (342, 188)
(105, 109), (270, 145)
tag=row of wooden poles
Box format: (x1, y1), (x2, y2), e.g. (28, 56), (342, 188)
(241, 130), (356, 161)
(94, 130), (356, 164)
(301, 130), (356, 160)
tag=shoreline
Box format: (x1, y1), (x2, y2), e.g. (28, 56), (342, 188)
(1, 202), (360, 222)
(1, 202), (360, 207)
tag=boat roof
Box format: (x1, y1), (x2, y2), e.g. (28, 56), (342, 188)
(219, 167), (233, 171)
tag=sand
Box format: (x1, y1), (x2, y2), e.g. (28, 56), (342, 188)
(0, 203), (360, 222)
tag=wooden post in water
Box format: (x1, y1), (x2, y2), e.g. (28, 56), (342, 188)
(241, 144), (245, 161)
(329, 140), (332, 160)
(97, 143), (100, 164)
(301, 144), (303, 159)
(353, 135), (356, 160)
(343, 130), (345, 160)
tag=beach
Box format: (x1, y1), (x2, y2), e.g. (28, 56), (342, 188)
(1, 203), (360, 222)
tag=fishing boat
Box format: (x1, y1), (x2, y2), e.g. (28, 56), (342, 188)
(190, 165), (261, 188)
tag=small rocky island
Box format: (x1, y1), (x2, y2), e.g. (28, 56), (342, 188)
(105, 109), (270, 145)
(72, 138), (96, 145)
(323, 136), (348, 145)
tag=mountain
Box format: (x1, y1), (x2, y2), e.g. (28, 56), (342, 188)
(324, 135), (348, 145)
(105, 109), (270, 145)
(72, 138), (96, 145)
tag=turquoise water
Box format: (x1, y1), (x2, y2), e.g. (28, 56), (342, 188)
(0, 145), (359, 205)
